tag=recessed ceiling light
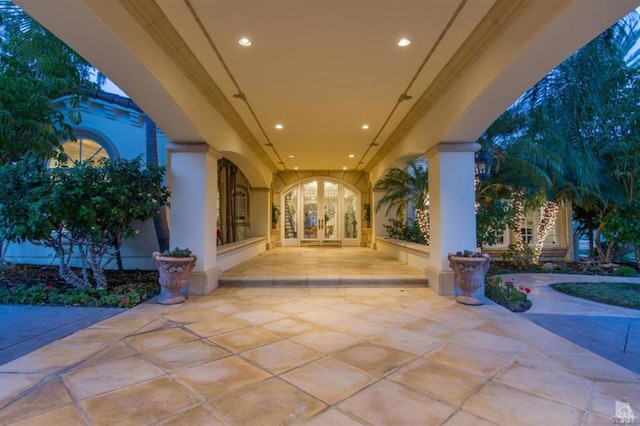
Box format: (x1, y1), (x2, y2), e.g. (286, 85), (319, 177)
(238, 38), (252, 47)
(361, 124), (369, 130)
(275, 124), (284, 130)
(288, 155), (294, 158)
(342, 166), (347, 170)
(348, 154), (355, 158)
(294, 166), (298, 170)
(397, 38), (411, 47)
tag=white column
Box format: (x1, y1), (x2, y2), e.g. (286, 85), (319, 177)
(372, 188), (388, 249)
(167, 142), (221, 296)
(426, 142), (480, 296)
(251, 188), (269, 238)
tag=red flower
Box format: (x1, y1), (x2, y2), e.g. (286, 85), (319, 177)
(524, 288), (531, 294)
(45, 285), (54, 291)
(122, 298), (129, 305)
(128, 287), (134, 292)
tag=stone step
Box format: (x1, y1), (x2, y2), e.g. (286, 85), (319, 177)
(219, 276), (428, 287)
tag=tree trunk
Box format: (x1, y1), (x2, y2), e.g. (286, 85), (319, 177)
(146, 116), (170, 252)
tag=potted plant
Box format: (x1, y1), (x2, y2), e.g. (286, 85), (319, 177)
(363, 202), (371, 228)
(271, 203), (281, 230)
(152, 247), (197, 304)
(448, 250), (491, 305)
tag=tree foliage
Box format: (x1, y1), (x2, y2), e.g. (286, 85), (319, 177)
(0, 156), (170, 288)
(0, 0), (99, 164)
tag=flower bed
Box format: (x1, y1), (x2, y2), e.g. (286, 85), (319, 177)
(485, 276), (532, 313)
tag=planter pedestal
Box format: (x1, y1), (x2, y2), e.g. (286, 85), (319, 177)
(153, 252), (197, 304)
(448, 253), (491, 305)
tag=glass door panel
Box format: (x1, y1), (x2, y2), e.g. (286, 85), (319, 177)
(343, 187), (358, 239)
(323, 181), (339, 240)
(284, 188), (298, 239)
(303, 181), (318, 239)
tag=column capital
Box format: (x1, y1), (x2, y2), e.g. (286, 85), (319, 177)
(425, 142), (480, 158)
(167, 142), (222, 159)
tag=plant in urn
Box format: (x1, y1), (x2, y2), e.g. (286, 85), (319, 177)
(153, 247), (197, 304)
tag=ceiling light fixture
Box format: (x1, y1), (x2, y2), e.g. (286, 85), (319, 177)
(361, 124), (369, 130)
(397, 38), (411, 47)
(294, 166), (298, 170)
(342, 166), (347, 170)
(275, 124), (284, 130)
(288, 155), (295, 158)
(238, 38), (252, 47)
(348, 154), (355, 158)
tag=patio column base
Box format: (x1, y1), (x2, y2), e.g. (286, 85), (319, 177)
(188, 267), (221, 296)
(426, 266), (455, 296)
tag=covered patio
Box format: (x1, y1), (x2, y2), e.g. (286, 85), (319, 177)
(1, 281), (638, 424)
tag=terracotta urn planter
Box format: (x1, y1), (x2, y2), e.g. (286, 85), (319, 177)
(153, 251), (197, 305)
(448, 252), (491, 305)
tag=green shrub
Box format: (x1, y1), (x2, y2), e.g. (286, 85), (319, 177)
(613, 265), (638, 277)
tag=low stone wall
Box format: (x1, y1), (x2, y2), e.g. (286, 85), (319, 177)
(217, 237), (268, 271)
(375, 237), (430, 271)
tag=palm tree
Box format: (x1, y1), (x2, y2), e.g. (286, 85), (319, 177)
(374, 159), (429, 242)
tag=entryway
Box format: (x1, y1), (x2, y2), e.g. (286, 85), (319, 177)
(281, 178), (361, 247)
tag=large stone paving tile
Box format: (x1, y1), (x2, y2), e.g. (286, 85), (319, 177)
(304, 408), (367, 425)
(401, 317), (466, 340)
(240, 339), (321, 374)
(290, 326), (362, 353)
(173, 356), (271, 400)
(281, 357), (375, 404)
(156, 404), (227, 425)
(0, 373), (43, 408)
(0, 343), (103, 374)
(0, 378), (72, 424)
(63, 355), (165, 400)
(338, 379), (456, 425)
(443, 410), (498, 426)
(8, 404), (85, 426)
(79, 376), (199, 425)
(589, 382), (640, 418)
(125, 328), (199, 353)
(464, 382), (583, 426)
(142, 340), (230, 372)
(261, 317), (317, 337)
(493, 357), (595, 410)
(332, 342), (416, 376)
(207, 326), (282, 353)
(450, 328), (527, 360)
(183, 316), (250, 337)
(372, 326), (445, 355)
(209, 377), (326, 424)
(231, 308), (290, 325)
(388, 358), (486, 406)
(424, 342), (509, 378)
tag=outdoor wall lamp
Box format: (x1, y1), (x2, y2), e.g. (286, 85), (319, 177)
(475, 150), (493, 184)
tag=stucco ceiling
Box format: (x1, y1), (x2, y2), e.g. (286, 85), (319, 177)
(14, 0), (640, 179)
(148, 0), (497, 172)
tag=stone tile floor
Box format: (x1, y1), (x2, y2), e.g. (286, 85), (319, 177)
(1, 249), (639, 425)
(1, 285), (639, 425)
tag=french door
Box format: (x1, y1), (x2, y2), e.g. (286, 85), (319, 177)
(282, 179), (359, 246)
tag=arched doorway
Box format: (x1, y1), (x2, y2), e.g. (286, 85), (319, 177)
(281, 178), (360, 247)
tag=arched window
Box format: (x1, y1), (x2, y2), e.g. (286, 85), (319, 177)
(234, 186), (248, 223)
(53, 138), (110, 167)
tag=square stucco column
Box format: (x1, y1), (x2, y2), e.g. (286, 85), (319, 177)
(251, 188), (269, 238)
(371, 188), (388, 248)
(167, 142), (221, 296)
(425, 142), (480, 296)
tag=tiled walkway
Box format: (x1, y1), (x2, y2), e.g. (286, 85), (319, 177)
(0, 250), (639, 425)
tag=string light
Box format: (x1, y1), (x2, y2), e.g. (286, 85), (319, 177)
(534, 201), (559, 259)
(512, 190), (525, 252)
(416, 208), (430, 245)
